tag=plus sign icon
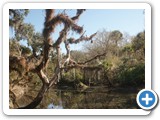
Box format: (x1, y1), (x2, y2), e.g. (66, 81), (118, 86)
(137, 89), (158, 110)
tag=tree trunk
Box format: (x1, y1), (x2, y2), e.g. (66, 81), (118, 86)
(18, 83), (49, 109)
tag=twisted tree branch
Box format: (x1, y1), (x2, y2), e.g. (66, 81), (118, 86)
(67, 32), (97, 44)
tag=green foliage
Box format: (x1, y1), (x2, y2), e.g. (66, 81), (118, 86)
(21, 45), (32, 55)
(9, 9), (29, 27)
(31, 33), (43, 49)
(108, 31), (145, 87)
(9, 39), (21, 56)
(75, 71), (83, 81)
(116, 63), (145, 87)
(122, 44), (133, 53)
(132, 31), (145, 52)
(9, 39), (32, 56)
(109, 30), (123, 45)
(101, 60), (112, 70)
(10, 9), (43, 57)
(62, 69), (83, 82)
(15, 23), (35, 42)
(62, 72), (73, 81)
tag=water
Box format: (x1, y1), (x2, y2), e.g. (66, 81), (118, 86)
(38, 86), (140, 109)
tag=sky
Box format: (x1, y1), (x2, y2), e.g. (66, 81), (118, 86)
(13, 9), (145, 53)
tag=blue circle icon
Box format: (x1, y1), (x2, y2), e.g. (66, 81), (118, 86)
(137, 89), (158, 110)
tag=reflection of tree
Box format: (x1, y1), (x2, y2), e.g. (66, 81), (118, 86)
(59, 87), (138, 109)
(61, 90), (85, 109)
(60, 88), (115, 109)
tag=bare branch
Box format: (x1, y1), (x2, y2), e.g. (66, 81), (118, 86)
(78, 52), (107, 64)
(63, 40), (71, 65)
(60, 64), (102, 71)
(71, 9), (86, 21)
(37, 70), (49, 84)
(67, 32), (97, 44)
(53, 26), (68, 47)
(56, 45), (61, 82)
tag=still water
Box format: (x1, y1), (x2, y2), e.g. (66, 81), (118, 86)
(37, 86), (140, 109)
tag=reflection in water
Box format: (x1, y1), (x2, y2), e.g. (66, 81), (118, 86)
(40, 86), (139, 109)
(47, 91), (63, 109)
(47, 102), (63, 109)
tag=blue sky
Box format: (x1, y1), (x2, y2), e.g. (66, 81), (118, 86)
(14, 9), (145, 52)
